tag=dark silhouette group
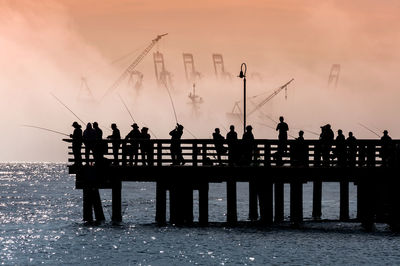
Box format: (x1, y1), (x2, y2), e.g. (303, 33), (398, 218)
(70, 117), (396, 167)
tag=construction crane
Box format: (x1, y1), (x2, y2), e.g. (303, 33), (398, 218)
(247, 78), (294, 116)
(102, 33), (168, 98)
(227, 79), (294, 120)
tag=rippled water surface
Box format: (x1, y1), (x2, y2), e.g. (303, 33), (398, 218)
(0, 163), (399, 265)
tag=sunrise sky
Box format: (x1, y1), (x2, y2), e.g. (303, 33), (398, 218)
(0, 0), (399, 161)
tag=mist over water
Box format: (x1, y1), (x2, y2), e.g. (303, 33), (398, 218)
(1, 0), (399, 161)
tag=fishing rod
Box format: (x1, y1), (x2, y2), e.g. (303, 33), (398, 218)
(358, 123), (380, 138)
(258, 123), (296, 139)
(162, 82), (179, 124)
(117, 94), (158, 139)
(21, 124), (69, 137)
(50, 93), (86, 125)
(117, 93), (136, 123)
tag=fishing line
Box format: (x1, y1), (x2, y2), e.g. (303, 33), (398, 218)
(21, 124), (69, 137)
(50, 93), (86, 125)
(162, 81), (178, 124)
(358, 123), (380, 137)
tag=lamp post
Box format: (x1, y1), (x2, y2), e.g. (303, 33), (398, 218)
(238, 63), (247, 134)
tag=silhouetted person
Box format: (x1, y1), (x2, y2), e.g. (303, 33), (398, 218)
(169, 124), (185, 165)
(124, 123), (141, 165)
(226, 125), (238, 165)
(70, 121), (83, 166)
(380, 130), (393, 167)
(320, 124), (334, 166)
(92, 122), (104, 163)
(276, 116), (289, 166)
(292, 130), (307, 166)
(242, 125), (255, 165)
(335, 129), (346, 166)
(346, 132), (357, 167)
(213, 128), (226, 165)
(107, 123), (121, 165)
(140, 127), (153, 166)
(83, 123), (95, 165)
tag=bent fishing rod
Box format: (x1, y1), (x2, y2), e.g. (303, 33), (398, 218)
(162, 81), (197, 139)
(50, 93), (86, 125)
(21, 124), (69, 137)
(117, 94), (158, 139)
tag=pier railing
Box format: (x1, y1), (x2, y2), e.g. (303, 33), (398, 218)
(63, 139), (400, 168)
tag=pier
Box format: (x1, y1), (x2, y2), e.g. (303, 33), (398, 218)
(64, 138), (400, 230)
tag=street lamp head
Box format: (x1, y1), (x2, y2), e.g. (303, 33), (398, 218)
(238, 62), (247, 79)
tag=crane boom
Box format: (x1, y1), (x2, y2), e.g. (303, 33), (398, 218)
(248, 78), (294, 116)
(103, 33), (168, 98)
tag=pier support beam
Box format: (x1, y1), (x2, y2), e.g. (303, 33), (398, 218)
(156, 182), (167, 225)
(249, 180), (259, 221)
(112, 182), (122, 223)
(340, 181), (349, 221)
(83, 189), (93, 222)
(199, 183), (209, 225)
(92, 189), (105, 222)
(358, 179), (375, 231)
(290, 182), (303, 224)
(226, 180), (237, 224)
(275, 182), (284, 222)
(312, 181), (322, 219)
(259, 180), (273, 224)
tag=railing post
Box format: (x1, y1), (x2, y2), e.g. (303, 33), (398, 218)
(193, 142), (198, 166)
(157, 142), (162, 166)
(264, 143), (271, 167)
(367, 144), (376, 167)
(202, 143), (208, 165)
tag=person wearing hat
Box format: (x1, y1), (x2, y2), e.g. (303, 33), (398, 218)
(169, 123), (185, 165)
(212, 128), (226, 165)
(107, 123), (121, 165)
(70, 121), (83, 166)
(226, 125), (238, 166)
(124, 123), (141, 165)
(140, 127), (153, 166)
(292, 130), (307, 166)
(380, 130), (393, 167)
(242, 125), (255, 165)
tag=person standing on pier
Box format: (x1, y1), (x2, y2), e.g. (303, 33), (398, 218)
(92, 122), (104, 163)
(226, 125), (238, 166)
(380, 130), (393, 167)
(70, 121), (83, 166)
(346, 132), (357, 167)
(276, 116), (289, 166)
(335, 129), (346, 166)
(242, 125), (255, 165)
(320, 124), (334, 166)
(213, 128), (226, 165)
(107, 123), (121, 166)
(125, 123), (141, 165)
(140, 127), (153, 166)
(169, 124), (185, 165)
(83, 123), (95, 165)
(292, 130), (307, 166)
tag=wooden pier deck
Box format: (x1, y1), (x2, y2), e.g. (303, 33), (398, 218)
(64, 138), (400, 230)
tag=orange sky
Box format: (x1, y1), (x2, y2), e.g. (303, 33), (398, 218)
(0, 0), (400, 161)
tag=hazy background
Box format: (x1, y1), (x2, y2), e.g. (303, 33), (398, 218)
(0, 0), (399, 162)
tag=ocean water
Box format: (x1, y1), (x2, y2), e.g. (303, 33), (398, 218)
(0, 163), (399, 265)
